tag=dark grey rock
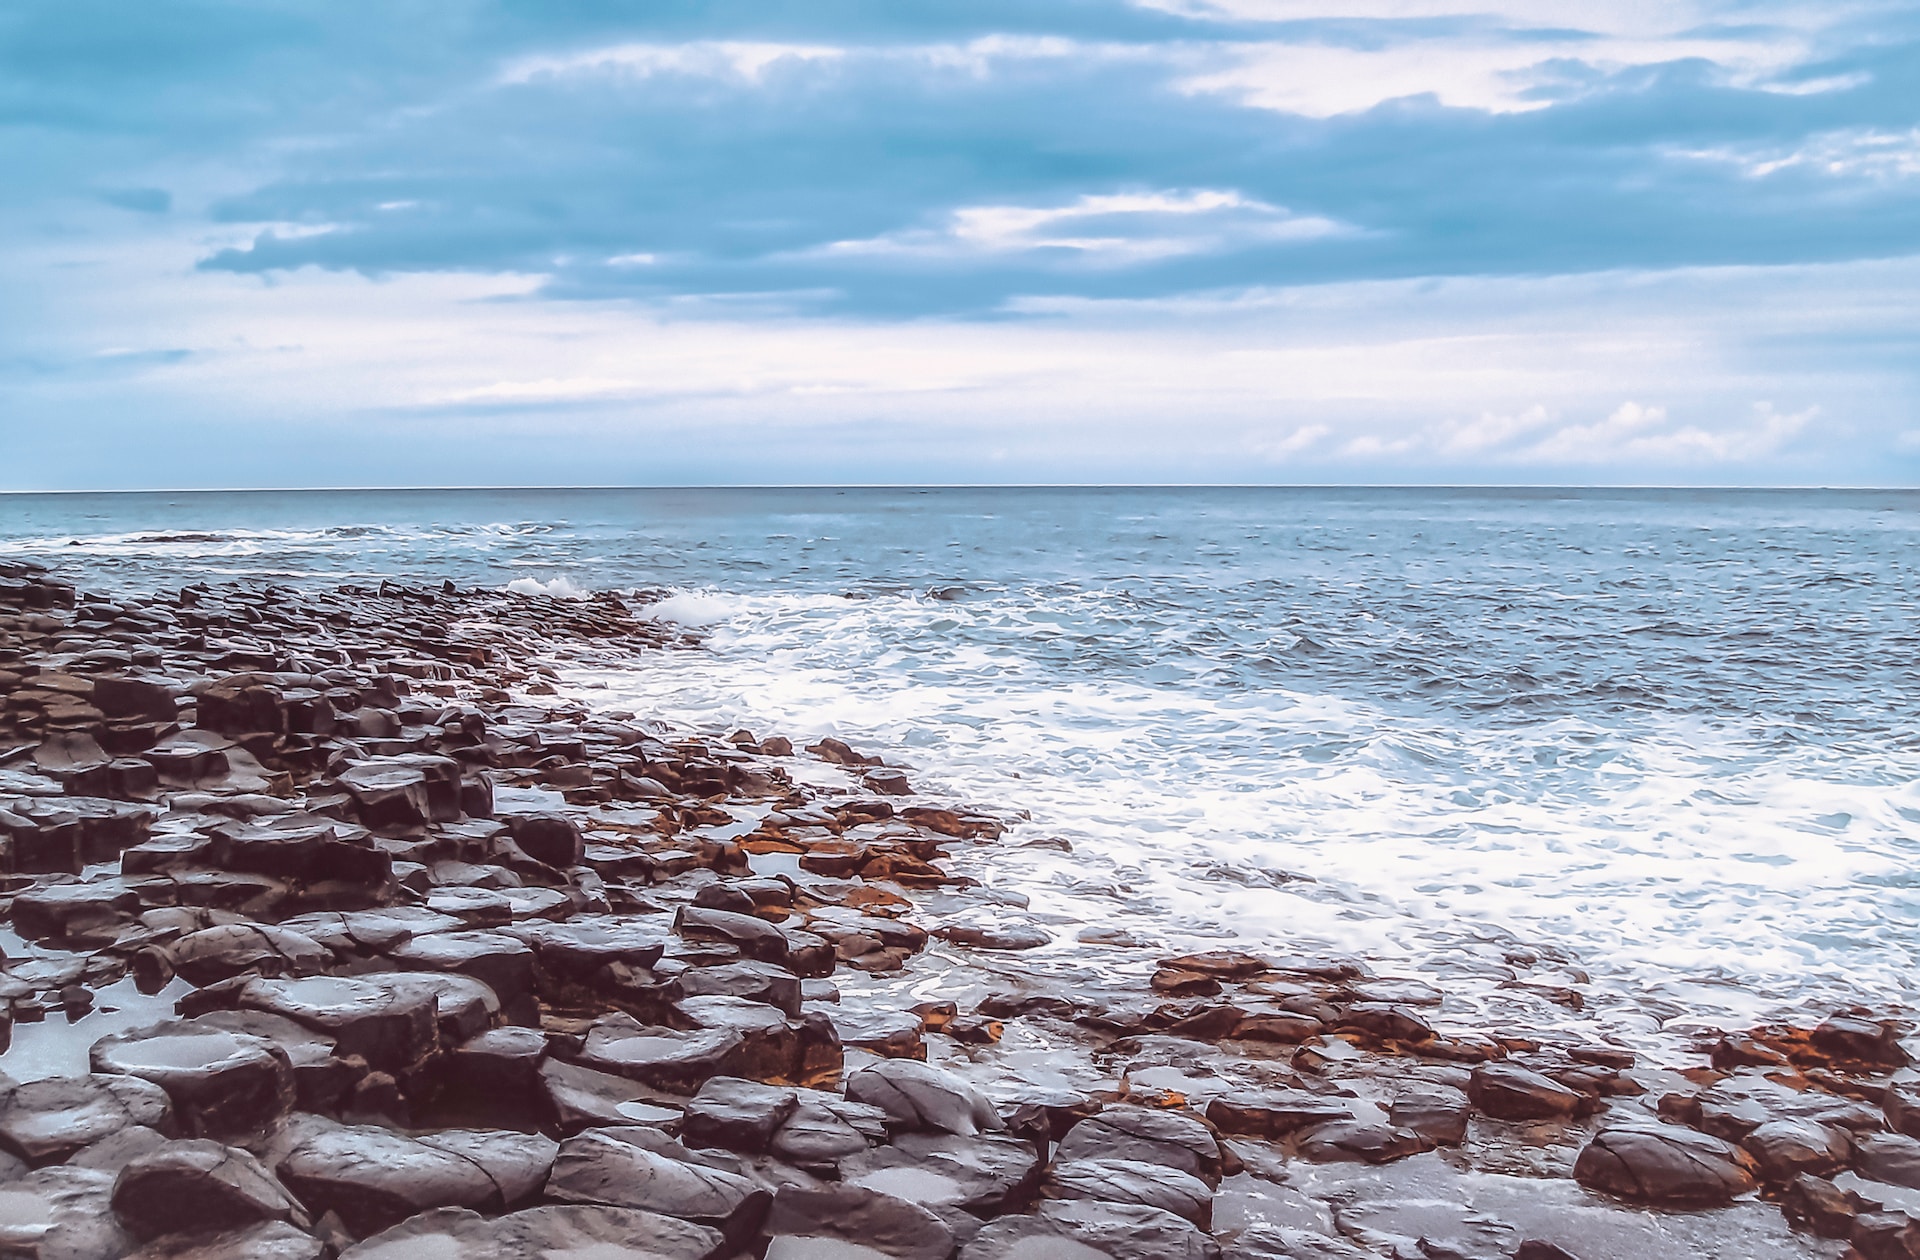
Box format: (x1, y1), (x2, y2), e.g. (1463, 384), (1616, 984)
(110, 1139), (309, 1239)
(764, 1183), (955, 1260)
(682, 1076), (799, 1153)
(90, 1024), (293, 1141)
(1572, 1124), (1759, 1206)
(846, 1059), (1003, 1138)
(0, 1073), (173, 1165)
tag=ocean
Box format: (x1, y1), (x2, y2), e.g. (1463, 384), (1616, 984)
(5, 486), (1918, 1054)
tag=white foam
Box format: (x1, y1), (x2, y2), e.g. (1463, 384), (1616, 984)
(506, 574), (591, 599)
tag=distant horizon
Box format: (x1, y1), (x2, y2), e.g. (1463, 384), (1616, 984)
(5, 482), (1919, 497)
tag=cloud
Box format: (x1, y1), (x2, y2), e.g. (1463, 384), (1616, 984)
(1518, 400), (1816, 464)
(817, 189), (1350, 265)
(1, 0), (1917, 485)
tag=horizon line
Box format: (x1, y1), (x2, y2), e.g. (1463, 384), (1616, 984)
(3, 482), (1919, 496)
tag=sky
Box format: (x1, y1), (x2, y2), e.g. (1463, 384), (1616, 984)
(2, 0), (1918, 488)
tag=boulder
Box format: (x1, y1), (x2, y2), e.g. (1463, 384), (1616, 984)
(1054, 1106), (1220, 1185)
(1741, 1117), (1852, 1182)
(847, 1131), (1043, 1215)
(764, 1183), (955, 1260)
(682, 1076), (800, 1153)
(122, 1221), (327, 1260)
(1205, 1089), (1350, 1140)
(90, 1024), (294, 1141)
(232, 974), (438, 1072)
(338, 1204), (726, 1260)
(1045, 1157), (1214, 1227)
(0, 1073), (173, 1165)
(962, 1199), (1221, 1260)
(1572, 1124), (1759, 1206)
(545, 1126), (770, 1248)
(110, 1139), (309, 1239)
(0, 1165), (137, 1260)
(846, 1059), (1003, 1137)
(275, 1118), (554, 1236)
(1468, 1063), (1580, 1121)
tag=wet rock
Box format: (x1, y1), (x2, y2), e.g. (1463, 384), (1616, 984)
(764, 1183), (955, 1260)
(1857, 1133), (1920, 1191)
(1741, 1117), (1852, 1182)
(1055, 1106), (1221, 1185)
(1812, 1014), (1910, 1070)
(231, 974), (438, 1073)
(1046, 1156), (1215, 1227)
(275, 1117), (555, 1236)
(0, 1165), (136, 1260)
(10, 880), (144, 943)
(675, 905), (789, 963)
(69, 1126), (171, 1175)
(110, 1139), (310, 1239)
(1206, 1089), (1351, 1140)
(1854, 1212), (1920, 1260)
(163, 924), (333, 987)
(1391, 1082), (1472, 1146)
(576, 1014), (745, 1095)
(847, 1058), (1003, 1137)
(435, 1024), (547, 1118)
(546, 1126), (770, 1248)
(682, 1076), (799, 1153)
(1572, 1124), (1759, 1206)
(122, 1221), (327, 1260)
(539, 1057), (683, 1134)
(1780, 1174), (1865, 1238)
(848, 1131), (1043, 1215)
(0, 1073), (173, 1165)
(1468, 1062), (1581, 1121)
(387, 930), (534, 1023)
(338, 1204), (726, 1260)
(502, 812), (583, 867)
(90, 1024), (294, 1141)
(962, 1199), (1221, 1260)
(1334, 1003), (1434, 1045)
(770, 1095), (878, 1172)
(1295, 1119), (1432, 1165)
(679, 960), (803, 1017)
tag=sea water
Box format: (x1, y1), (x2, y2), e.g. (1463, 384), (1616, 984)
(4, 486), (1918, 1048)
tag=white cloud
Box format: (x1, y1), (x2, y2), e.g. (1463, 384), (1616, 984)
(1672, 128), (1920, 182)
(818, 189), (1350, 265)
(1518, 400), (1815, 464)
(1249, 422), (1330, 459)
(502, 41), (846, 85)
(1179, 31), (1822, 116)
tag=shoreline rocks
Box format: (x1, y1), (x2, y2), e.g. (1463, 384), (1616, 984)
(0, 559), (1906, 1257)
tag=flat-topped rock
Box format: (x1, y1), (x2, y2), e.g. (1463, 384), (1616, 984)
(90, 1024), (294, 1141)
(848, 1131), (1043, 1215)
(1055, 1106), (1220, 1185)
(339, 1204), (727, 1260)
(274, 1117), (555, 1236)
(962, 1199), (1221, 1260)
(0, 1073), (173, 1165)
(232, 974), (438, 1072)
(0, 1165), (136, 1260)
(546, 1126), (770, 1248)
(764, 1183), (956, 1260)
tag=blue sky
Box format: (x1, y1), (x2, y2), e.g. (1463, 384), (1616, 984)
(2, 0), (1917, 487)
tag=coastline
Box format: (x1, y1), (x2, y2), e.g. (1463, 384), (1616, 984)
(0, 559), (1905, 1258)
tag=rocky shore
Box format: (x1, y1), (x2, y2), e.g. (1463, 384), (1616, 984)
(0, 556), (1914, 1259)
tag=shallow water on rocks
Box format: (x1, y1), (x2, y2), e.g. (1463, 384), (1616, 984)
(6, 486), (1920, 1052)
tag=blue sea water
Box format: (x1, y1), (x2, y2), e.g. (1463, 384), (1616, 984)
(4, 486), (1919, 1046)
